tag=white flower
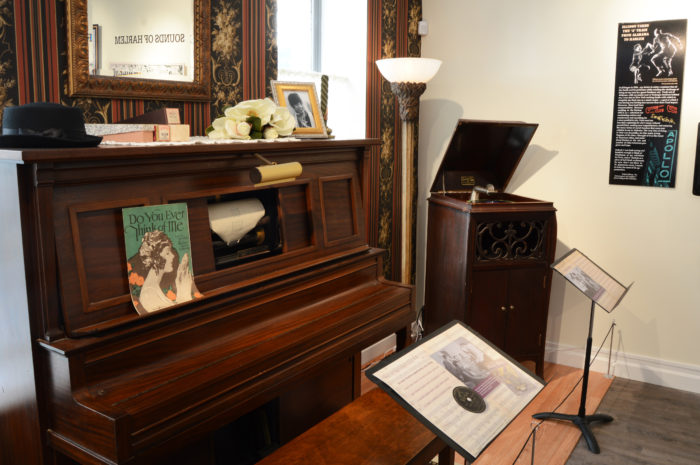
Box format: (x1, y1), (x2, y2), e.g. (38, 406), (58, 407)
(225, 119), (251, 139)
(209, 116), (251, 139)
(235, 121), (251, 137)
(211, 116), (227, 130)
(263, 127), (279, 139)
(207, 128), (227, 139)
(269, 106), (296, 136)
(208, 98), (296, 141)
(224, 98), (277, 126)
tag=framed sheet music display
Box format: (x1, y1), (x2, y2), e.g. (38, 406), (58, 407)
(552, 248), (631, 313)
(366, 321), (544, 461)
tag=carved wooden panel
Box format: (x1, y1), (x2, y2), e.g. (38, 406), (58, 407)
(279, 184), (314, 251)
(475, 219), (548, 262)
(319, 175), (359, 246)
(67, 198), (148, 316)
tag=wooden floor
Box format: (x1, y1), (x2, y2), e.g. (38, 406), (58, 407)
(566, 376), (700, 464)
(453, 363), (614, 465)
(364, 359), (700, 465)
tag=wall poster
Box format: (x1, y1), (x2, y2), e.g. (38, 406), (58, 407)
(609, 19), (687, 187)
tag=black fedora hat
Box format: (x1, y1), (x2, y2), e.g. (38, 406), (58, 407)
(0, 102), (102, 148)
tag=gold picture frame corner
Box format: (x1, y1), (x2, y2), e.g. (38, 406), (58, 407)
(271, 80), (328, 139)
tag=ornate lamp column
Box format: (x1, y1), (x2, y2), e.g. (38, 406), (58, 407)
(376, 57), (441, 284)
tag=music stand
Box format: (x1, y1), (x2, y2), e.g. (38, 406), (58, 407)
(532, 248), (631, 454)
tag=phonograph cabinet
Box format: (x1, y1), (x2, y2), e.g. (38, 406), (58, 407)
(423, 120), (557, 376)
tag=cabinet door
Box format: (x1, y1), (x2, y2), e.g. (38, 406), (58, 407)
(469, 270), (509, 350)
(505, 267), (547, 357)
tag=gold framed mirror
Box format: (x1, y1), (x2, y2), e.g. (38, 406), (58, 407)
(66, 0), (211, 101)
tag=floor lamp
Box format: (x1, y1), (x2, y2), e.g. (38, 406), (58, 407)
(376, 57), (441, 285)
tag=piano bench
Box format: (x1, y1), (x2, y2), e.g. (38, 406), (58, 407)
(256, 387), (454, 465)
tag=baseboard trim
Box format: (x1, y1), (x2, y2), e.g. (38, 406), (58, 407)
(545, 341), (700, 395)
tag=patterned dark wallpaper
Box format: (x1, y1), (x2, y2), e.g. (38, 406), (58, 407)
(0, 0), (16, 120)
(0, 0), (421, 281)
(369, 0), (423, 281)
(211, 0), (244, 115)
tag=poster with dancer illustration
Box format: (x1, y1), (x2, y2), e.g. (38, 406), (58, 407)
(122, 203), (202, 315)
(609, 19), (686, 187)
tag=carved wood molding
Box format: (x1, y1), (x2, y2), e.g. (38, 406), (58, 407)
(475, 220), (547, 261)
(389, 82), (426, 121)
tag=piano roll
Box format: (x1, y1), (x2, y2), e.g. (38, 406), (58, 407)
(208, 198), (265, 246)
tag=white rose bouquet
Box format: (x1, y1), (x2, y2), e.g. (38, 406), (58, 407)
(206, 98), (296, 140)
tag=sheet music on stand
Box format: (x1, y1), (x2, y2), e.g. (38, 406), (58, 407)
(552, 249), (632, 313)
(366, 321), (545, 462)
(532, 248), (630, 454)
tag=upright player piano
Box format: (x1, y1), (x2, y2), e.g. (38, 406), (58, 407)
(0, 139), (414, 464)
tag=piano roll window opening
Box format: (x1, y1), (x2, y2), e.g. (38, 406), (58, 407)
(208, 188), (283, 269)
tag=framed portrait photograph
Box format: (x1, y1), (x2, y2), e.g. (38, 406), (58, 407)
(271, 80), (327, 138)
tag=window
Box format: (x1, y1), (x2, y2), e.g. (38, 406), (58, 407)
(277, 0), (367, 138)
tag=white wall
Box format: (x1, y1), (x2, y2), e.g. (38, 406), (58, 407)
(277, 0), (367, 138)
(418, 0), (700, 391)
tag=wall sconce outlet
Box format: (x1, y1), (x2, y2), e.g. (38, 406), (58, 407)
(418, 20), (429, 36)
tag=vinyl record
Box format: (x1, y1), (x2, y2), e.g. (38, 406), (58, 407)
(452, 386), (486, 413)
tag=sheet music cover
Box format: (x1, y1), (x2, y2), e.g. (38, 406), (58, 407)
(123, 203), (202, 315)
(366, 321), (544, 461)
(552, 249), (630, 313)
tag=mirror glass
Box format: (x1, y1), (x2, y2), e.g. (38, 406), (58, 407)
(67, 0), (210, 101)
(88, 0), (194, 82)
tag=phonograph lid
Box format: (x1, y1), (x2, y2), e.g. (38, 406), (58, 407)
(430, 119), (538, 193)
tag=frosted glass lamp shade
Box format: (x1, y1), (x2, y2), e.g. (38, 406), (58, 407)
(375, 57), (442, 84)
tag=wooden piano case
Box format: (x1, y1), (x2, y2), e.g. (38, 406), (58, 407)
(0, 139), (414, 465)
(423, 120), (557, 377)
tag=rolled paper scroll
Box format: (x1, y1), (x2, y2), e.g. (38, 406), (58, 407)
(208, 198), (265, 246)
